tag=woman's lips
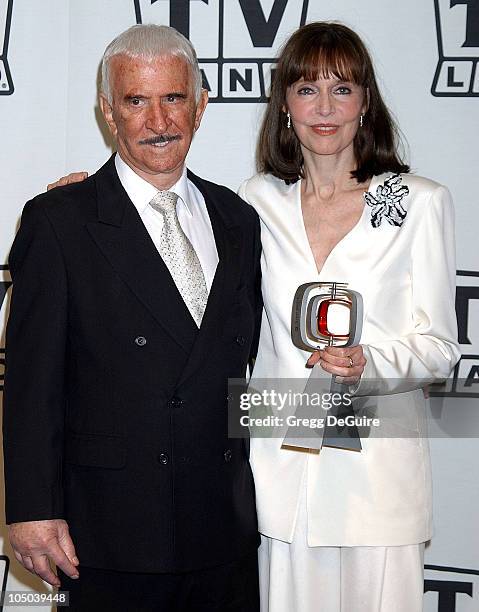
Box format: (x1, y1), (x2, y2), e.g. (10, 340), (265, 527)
(311, 124), (339, 135)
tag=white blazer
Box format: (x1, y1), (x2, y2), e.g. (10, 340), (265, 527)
(238, 172), (460, 547)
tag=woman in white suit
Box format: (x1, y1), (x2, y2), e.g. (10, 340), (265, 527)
(239, 22), (460, 612)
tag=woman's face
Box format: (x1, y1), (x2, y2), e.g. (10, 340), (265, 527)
(285, 75), (367, 161)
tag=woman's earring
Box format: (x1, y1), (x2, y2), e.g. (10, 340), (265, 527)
(286, 112), (291, 129)
(359, 114), (364, 128)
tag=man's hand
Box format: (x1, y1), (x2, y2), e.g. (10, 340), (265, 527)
(8, 519), (79, 587)
(47, 172), (88, 191)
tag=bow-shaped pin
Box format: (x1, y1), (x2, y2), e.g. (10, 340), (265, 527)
(364, 174), (409, 228)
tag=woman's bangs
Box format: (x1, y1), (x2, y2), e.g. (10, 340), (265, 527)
(290, 42), (365, 85)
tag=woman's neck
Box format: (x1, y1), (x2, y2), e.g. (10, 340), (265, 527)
(301, 149), (359, 201)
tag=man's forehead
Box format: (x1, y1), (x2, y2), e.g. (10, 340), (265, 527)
(111, 53), (188, 74)
(110, 53), (193, 91)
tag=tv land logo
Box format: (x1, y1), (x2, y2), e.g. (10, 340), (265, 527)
(0, 556), (10, 611)
(134, 0), (309, 102)
(0, 265), (12, 391)
(425, 565), (479, 611)
(432, 0), (479, 96)
(430, 270), (479, 398)
(0, 0), (13, 95)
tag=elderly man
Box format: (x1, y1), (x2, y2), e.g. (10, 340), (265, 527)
(3, 24), (261, 611)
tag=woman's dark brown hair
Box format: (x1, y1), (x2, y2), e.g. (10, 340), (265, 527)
(257, 22), (409, 183)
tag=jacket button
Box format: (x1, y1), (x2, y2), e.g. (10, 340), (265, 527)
(224, 449), (232, 463)
(169, 396), (184, 407)
(235, 335), (246, 346)
(134, 336), (147, 346)
(158, 453), (169, 465)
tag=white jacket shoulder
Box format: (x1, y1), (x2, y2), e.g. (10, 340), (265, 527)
(401, 173), (451, 200)
(373, 173), (454, 220)
(238, 173), (294, 207)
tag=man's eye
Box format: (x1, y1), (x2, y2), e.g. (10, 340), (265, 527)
(130, 98), (142, 106)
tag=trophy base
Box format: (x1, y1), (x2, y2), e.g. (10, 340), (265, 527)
(282, 367), (362, 453)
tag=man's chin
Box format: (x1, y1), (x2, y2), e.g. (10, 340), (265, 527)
(133, 159), (185, 188)
(142, 160), (184, 175)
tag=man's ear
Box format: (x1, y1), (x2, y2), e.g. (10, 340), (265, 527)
(194, 89), (209, 132)
(99, 94), (118, 139)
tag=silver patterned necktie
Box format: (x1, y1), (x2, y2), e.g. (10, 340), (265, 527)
(149, 191), (208, 327)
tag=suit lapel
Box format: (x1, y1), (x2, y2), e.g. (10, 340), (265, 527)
(177, 171), (244, 386)
(86, 157), (198, 354)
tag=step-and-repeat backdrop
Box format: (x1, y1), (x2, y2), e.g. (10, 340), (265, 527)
(0, 1), (477, 610)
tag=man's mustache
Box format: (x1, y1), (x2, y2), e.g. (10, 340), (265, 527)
(138, 134), (181, 145)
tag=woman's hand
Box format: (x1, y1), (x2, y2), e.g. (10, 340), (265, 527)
(47, 172), (88, 191)
(306, 345), (366, 384)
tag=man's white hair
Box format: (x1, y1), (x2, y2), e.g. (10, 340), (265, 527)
(101, 24), (203, 104)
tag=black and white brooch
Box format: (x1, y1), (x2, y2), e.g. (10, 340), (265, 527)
(364, 174), (409, 228)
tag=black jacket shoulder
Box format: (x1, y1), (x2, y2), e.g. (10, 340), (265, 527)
(21, 173), (98, 225)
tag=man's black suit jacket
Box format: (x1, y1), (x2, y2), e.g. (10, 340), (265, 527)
(3, 156), (262, 573)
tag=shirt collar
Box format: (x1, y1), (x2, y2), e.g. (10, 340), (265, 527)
(169, 166), (193, 217)
(114, 154), (192, 217)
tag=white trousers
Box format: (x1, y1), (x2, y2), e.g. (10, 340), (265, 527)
(258, 487), (425, 612)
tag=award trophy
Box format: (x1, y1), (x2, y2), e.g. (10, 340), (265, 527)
(285, 282), (363, 451)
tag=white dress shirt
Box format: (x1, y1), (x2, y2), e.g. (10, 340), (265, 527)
(115, 154), (218, 291)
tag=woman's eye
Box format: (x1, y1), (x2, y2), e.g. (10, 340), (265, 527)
(297, 87), (314, 95)
(335, 86), (352, 94)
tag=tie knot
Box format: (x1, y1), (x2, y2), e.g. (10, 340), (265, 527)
(149, 191), (179, 214)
